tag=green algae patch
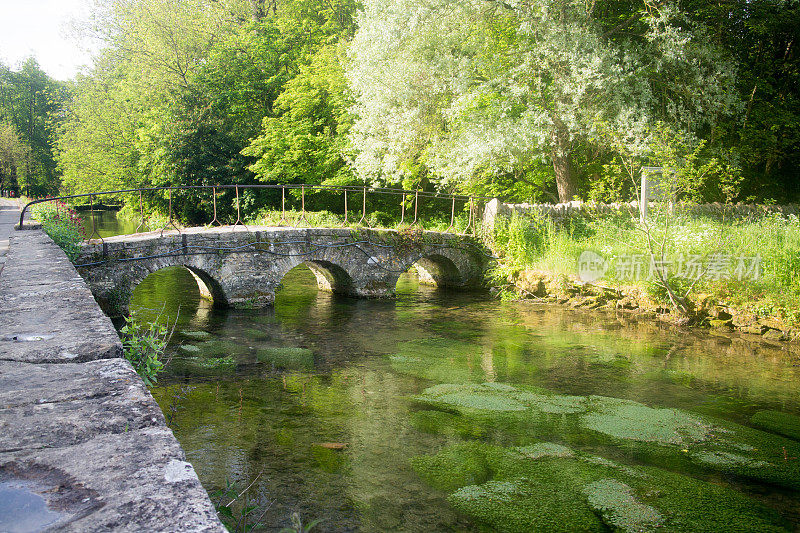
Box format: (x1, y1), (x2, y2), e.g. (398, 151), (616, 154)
(515, 442), (573, 459)
(388, 339), (488, 383)
(412, 441), (789, 533)
(257, 347), (314, 371)
(182, 330), (212, 340)
(170, 355), (236, 376)
(582, 396), (711, 445)
(751, 410), (800, 441)
(414, 383), (800, 491)
(418, 382), (586, 415)
(180, 344), (201, 353)
(583, 478), (663, 532)
(449, 479), (606, 533)
(411, 442), (494, 493)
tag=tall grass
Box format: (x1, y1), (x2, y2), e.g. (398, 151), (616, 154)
(491, 211), (800, 322)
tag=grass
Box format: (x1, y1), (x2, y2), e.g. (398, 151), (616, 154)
(490, 209), (800, 323)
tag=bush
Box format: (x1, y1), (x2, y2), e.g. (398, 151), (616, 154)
(120, 311), (175, 386)
(31, 201), (86, 261)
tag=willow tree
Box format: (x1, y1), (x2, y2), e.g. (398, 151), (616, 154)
(347, 0), (740, 201)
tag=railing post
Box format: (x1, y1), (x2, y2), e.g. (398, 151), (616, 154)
(135, 190), (145, 233)
(232, 185), (246, 230)
(278, 186), (287, 226)
(298, 185), (308, 227)
(209, 187), (222, 227)
(88, 194), (103, 243)
(463, 197), (474, 235)
(446, 195), (456, 233)
(399, 192), (406, 227)
(342, 188), (349, 226)
(357, 186), (370, 227)
(160, 189), (180, 236)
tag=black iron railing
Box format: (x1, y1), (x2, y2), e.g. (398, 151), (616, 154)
(21, 184), (490, 242)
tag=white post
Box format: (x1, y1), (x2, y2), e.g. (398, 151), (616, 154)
(640, 167), (663, 223)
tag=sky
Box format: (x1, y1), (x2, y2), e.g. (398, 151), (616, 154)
(0, 0), (97, 80)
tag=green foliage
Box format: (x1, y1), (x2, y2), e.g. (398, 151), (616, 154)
(278, 512), (323, 533)
(32, 201), (86, 261)
(0, 58), (66, 197)
(120, 312), (174, 386)
(211, 474), (270, 533)
(243, 44), (355, 187)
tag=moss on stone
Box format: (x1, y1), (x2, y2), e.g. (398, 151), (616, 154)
(257, 347), (314, 371)
(751, 410), (800, 441)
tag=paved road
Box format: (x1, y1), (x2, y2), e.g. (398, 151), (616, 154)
(0, 198), (21, 276)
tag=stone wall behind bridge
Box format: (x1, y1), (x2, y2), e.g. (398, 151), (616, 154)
(482, 198), (800, 230)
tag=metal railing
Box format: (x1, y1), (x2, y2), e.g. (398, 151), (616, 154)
(21, 184), (490, 242)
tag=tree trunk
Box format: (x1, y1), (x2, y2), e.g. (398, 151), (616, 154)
(551, 127), (578, 203)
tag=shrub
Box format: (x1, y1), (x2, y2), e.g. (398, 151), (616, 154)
(31, 201), (86, 261)
(120, 311), (175, 386)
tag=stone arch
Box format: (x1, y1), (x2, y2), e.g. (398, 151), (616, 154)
(414, 254), (463, 287)
(100, 259), (229, 317)
(183, 265), (228, 306)
(304, 260), (354, 295)
(275, 259), (356, 297)
(399, 247), (486, 290)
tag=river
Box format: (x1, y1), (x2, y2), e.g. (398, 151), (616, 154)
(85, 210), (800, 532)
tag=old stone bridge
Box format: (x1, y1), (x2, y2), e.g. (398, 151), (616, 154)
(75, 226), (489, 316)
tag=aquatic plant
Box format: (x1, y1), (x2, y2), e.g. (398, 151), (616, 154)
(182, 330), (212, 340)
(170, 355), (236, 376)
(413, 382), (800, 490)
(257, 347), (314, 371)
(583, 479), (663, 531)
(412, 440), (789, 532)
(278, 511), (322, 533)
(751, 410), (800, 441)
(212, 473), (272, 533)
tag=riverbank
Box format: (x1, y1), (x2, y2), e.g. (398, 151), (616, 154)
(485, 200), (800, 351)
(500, 268), (799, 352)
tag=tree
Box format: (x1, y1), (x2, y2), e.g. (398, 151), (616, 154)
(0, 122), (32, 193)
(0, 58), (66, 196)
(243, 44), (355, 186)
(347, 0), (740, 201)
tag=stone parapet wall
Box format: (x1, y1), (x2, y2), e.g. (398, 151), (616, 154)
(0, 230), (225, 532)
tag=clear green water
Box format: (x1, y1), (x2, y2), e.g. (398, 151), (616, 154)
(98, 213), (800, 532)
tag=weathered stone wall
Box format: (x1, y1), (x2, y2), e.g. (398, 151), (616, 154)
(482, 198), (800, 229)
(76, 226), (488, 317)
(0, 230), (225, 531)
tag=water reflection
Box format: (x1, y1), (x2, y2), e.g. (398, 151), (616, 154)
(130, 262), (800, 531)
